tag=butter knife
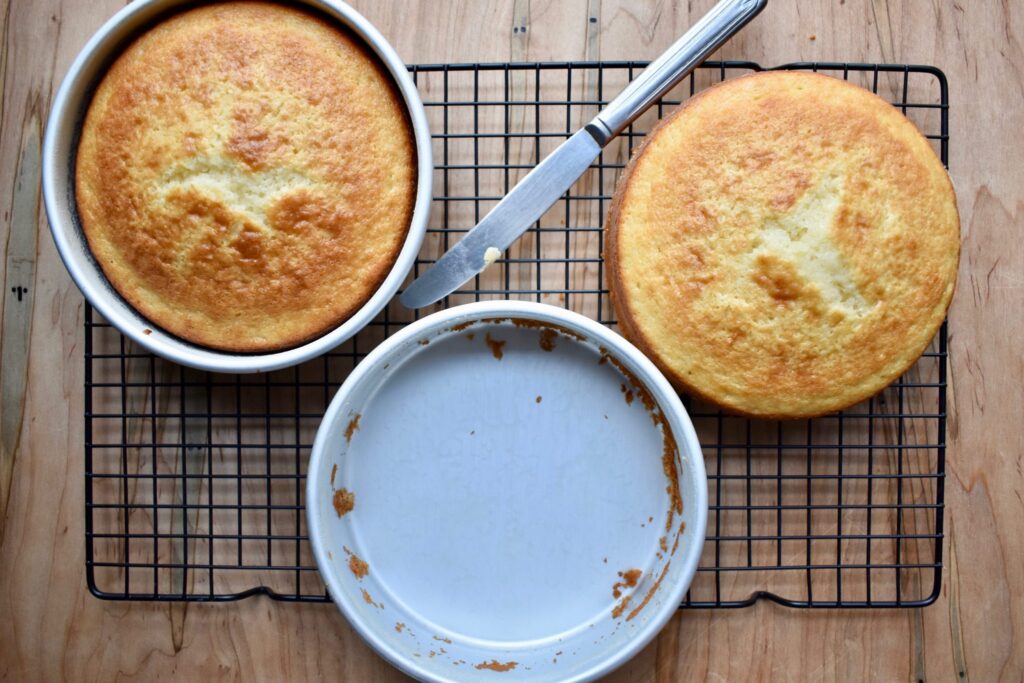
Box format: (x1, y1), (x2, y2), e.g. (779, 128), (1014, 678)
(400, 0), (768, 309)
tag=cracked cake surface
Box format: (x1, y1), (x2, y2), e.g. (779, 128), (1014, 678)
(607, 71), (959, 418)
(76, 1), (416, 351)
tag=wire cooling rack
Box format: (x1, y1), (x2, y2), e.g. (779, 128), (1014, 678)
(84, 61), (948, 608)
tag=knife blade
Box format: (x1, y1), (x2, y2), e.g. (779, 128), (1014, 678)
(400, 0), (768, 309)
(399, 128), (602, 309)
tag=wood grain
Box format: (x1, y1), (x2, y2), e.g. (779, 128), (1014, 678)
(1, 1), (1022, 681)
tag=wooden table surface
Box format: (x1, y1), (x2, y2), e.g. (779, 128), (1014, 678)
(2, 1), (1022, 680)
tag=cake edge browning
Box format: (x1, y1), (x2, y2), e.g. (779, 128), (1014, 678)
(606, 83), (762, 415)
(74, 1), (417, 354)
(606, 71), (960, 420)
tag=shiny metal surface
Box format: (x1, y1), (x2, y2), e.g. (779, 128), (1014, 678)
(401, 0), (767, 308)
(399, 128), (602, 309)
(591, 0), (767, 142)
(307, 301), (708, 683)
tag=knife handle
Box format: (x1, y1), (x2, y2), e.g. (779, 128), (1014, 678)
(586, 0), (767, 146)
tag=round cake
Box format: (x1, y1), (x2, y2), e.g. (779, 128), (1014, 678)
(607, 71), (959, 418)
(75, 2), (416, 352)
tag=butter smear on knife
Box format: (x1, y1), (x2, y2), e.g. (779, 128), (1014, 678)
(483, 246), (502, 268)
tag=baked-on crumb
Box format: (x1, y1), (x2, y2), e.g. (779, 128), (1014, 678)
(332, 488), (354, 517)
(626, 560), (671, 621)
(611, 568), (642, 599)
(611, 595), (631, 619)
(484, 332), (506, 360)
(509, 317), (584, 342)
(347, 552), (368, 579)
(538, 328), (557, 351)
(601, 346), (684, 535)
(344, 414), (361, 443)
(361, 588), (382, 608)
(474, 660), (518, 672)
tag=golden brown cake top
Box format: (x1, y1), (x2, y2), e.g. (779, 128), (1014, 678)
(608, 71), (959, 418)
(76, 1), (416, 352)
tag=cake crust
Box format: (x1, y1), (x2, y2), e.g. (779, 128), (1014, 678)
(76, 2), (416, 352)
(607, 71), (959, 419)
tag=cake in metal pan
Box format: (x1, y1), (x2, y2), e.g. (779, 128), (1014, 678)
(607, 71), (959, 419)
(75, 2), (416, 352)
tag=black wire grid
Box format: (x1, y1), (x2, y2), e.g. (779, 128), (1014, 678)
(84, 61), (948, 608)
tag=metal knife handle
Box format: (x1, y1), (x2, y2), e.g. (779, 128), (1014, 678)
(586, 0), (767, 146)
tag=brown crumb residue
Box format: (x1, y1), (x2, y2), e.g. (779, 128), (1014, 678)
(484, 332), (506, 360)
(535, 395), (542, 404)
(626, 559), (671, 621)
(475, 660), (518, 672)
(662, 430), (683, 532)
(361, 588), (382, 609)
(809, 33), (816, 40)
(466, 332), (475, 340)
(509, 317), (584, 342)
(344, 414), (361, 443)
(395, 622), (405, 633)
(611, 595), (631, 619)
(458, 317), (585, 357)
(330, 463), (338, 487)
(612, 568), (642, 598)
(538, 328), (558, 352)
(672, 521), (686, 554)
(343, 548), (368, 579)
(332, 488), (355, 517)
(433, 635), (453, 644)
(594, 348), (688, 623)
(620, 383), (634, 405)
(418, 339), (430, 346)
(143, 328), (152, 335)
(603, 352), (656, 416)
(600, 347), (684, 534)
